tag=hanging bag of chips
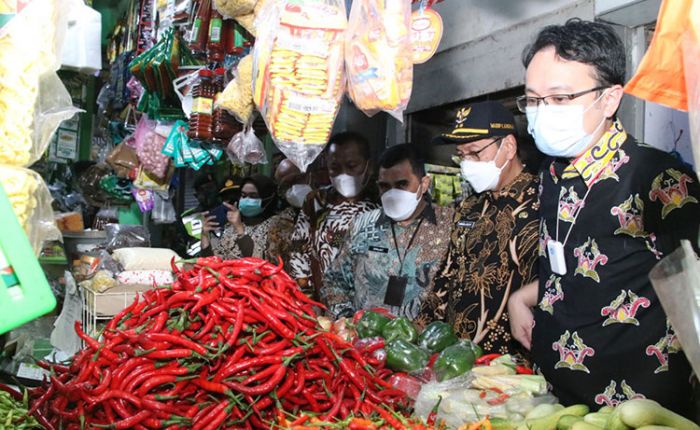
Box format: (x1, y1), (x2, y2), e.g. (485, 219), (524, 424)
(252, 0), (347, 171)
(345, 0), (413, 121)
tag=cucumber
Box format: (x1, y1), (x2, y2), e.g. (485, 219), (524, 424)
(583, 413), (610, 428)
(636, 427), (679, 430)
(572, 422), (603, 430)
(527, 404), (566, 420)
(557, 415), (584, 430)
(491, 417), (517, 430)
(619, 399), (700, 430)
(517, 405), (590, 430)
(598, 406), (615, 414)
(607, 410), (632, 430)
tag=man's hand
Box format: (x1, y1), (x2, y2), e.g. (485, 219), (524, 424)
(223, 202), (245, 235)
(508, 280), (538, 350)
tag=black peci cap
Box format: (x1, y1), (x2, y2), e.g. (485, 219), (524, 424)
(434, 101), (516, 144)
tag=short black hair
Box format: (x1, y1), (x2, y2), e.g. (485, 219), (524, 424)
(522, 18), (626, 87)
(328, 131), (371, 160)
(378, 144), (425, 178)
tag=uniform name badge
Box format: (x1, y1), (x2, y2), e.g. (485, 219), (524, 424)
(384, 275), (408, 307)
(547, 240), (567, 275)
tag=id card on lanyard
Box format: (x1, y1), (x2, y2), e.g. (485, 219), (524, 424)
(384, 218), (424, 306)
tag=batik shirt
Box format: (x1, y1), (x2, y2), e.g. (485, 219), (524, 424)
(418, 171), (540, 354)
(267, 207), (299, 274)
(532, 120), (700, 415)
(323, 202), (453, 319)
(289, 187), (378, 295)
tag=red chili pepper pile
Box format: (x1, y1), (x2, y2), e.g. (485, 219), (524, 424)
(30, 257), (406, 430)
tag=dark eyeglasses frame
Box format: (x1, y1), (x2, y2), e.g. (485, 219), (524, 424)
(516, 86), (609, 112)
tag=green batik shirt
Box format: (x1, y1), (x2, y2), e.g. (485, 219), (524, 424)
(323, 201), (453, 320)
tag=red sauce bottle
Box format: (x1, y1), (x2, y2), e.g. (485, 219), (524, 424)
(207, 9), (225, 63)
(188, 69), (214, 141)
(189, 0), (211, 54)
(212, 68), (242, 144)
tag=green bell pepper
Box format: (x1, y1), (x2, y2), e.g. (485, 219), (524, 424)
(459, 339), (483, 359)
(433, 342), (476, 381)
(356, 311), (391, 338)
(417, 321), (458, 352)
(385, 339), (430, 373)
(381, 317), (418, 343)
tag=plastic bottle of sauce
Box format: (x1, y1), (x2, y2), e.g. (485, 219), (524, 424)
(188, 69), (214, 141)
(212, 68), (241, 144)
(189, 0), (211, 54)
(207, 9), (225, 63)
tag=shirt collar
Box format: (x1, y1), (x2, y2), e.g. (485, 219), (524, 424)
(555, 119), (628, 188)
(376, 195), (437, 227)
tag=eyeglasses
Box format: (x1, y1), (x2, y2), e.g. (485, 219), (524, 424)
(515, 86), (609, 113)
(452, 137), (503, 164)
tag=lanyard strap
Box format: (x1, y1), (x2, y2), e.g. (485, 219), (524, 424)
(390, 217), (425, 273)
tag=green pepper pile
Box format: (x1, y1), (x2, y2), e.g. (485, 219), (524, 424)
(0, 389), (42, 429)
(355, 312), (483, 380)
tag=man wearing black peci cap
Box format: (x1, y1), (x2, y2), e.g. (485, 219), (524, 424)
(417, 101), (540, 356)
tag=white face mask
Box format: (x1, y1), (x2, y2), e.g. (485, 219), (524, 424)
(285, 184), (312, 208)
(331, 164), (367, 198)
(526, 92), (607, 158)
(381, 185), (423, 222)
(460, 144), (508, 193)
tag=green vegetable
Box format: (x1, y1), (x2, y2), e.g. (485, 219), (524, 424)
(473, 374), (547, 395)
(0, 390), (42, 429)
(607, 411), (632, 430)
(433, 342), (475, 381)
(572, 422), (603, 430)
(381, 317), (418, 343)
(459, 339), (483, 358)
(636, 426), (680, 430)
(557, 415), (584, 430)
(417, 321), (458, 352)
(618, 399), (700, 430)
(491, 417), (516, 430)
(356, 311), (391, 338)
(517, 405), (589, 430)
(385, 338), (429, 372)
(527, 404), (565, 420)
(583, 413), (609, 428)
(598, 406), (615, 414)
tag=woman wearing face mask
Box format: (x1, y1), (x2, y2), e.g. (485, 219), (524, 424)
(201, 174), (278, 261)
(289, 132), (379, 300)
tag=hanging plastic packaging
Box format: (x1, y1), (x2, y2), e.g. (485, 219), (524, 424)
(681, 1), (700, 176)
(152, 191), (177, 224)
(345, 0), (413, 121)
(217, 54), (255, 124)
(252, 0), (347, 171)
(61, 0), (102, 73)
(0, 166), (61, 255)
(227, 127), (267, 165)
(214, 0), (257, 18)
(133, 115), (171, 179)
(0, 0), (81, 167)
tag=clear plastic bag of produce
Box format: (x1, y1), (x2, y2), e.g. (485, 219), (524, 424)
(252, 0), (347, 171)
(0, 0), (81, 167)
(345, 0), (413, 122)
(218, 54), (254, 125)
(414, 367), (557, 427)
(133, 115), (172, 179)
(0, 166), (62, 255)
(105, 224), (151, 251)
(214, 0), (257, 18)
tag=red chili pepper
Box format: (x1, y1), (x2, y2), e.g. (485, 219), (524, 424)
(516, 365), (534, 375)
(427, 395), (443, 425)
(475, 353), (502, 366)
(224, 364), (286, 395)
(142, 333), (208, 356)
(371, 403), (405, 430)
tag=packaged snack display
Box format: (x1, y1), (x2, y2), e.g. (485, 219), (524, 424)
(252, 0), (347, 171)
(346, 0), (413, 121)
(106, 142), (140, 178)
(214, 0), (257, 18)
(133, 114), (171, 178)
(217, 54), (254, 124)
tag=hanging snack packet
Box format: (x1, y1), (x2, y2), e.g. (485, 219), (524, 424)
(253, 0), (347, 171)
(346, 0), (413, 121)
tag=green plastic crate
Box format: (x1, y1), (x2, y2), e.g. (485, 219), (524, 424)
(0, 183), (56, 335)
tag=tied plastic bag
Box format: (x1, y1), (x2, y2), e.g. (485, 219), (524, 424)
(105, 224), (151, 251)
(0, 166), (62, 255)
(60, 0), (102, 73)
(252, 0), (347, 171)
(0, 0), (81, 167)
(227, 127), (267, 165)
(345, 0), (413, 121)
(152, 191), (177, 224)
(106, 141), (140, 178)
(133, 114), (171, 178)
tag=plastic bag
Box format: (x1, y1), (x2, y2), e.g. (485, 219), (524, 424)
(105, 224), (151, 251)
(132, 188), (155, 212)
(228, 127), (267, 165)
(252, 0), (347, 171)
(61, 0), (102, 73)
(106, 141), (140, 178)
(345, 0), (413, 121)
(133, 115), (171, 178)
(682, 5), (700, 176)
(218, 54), (255, 124)
(214, 0), (257, 18)
(152, 191), (177, 224)
(0, 166), (62, 255)
(0, 0), (80, 167)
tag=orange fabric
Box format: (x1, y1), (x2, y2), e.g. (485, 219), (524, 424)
(624, 0), (700, 111)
